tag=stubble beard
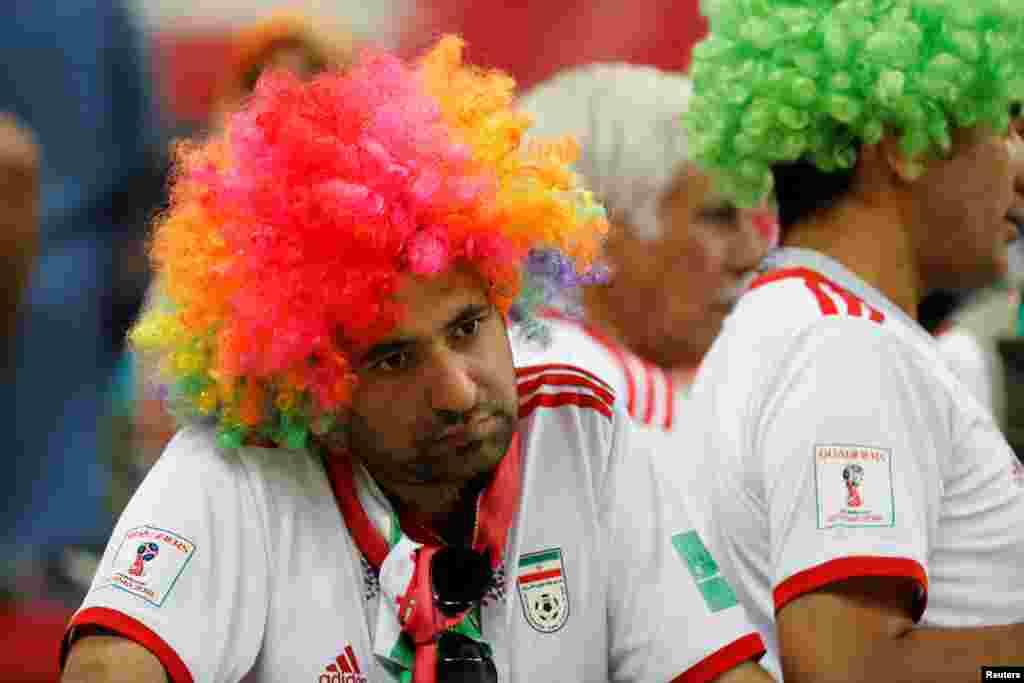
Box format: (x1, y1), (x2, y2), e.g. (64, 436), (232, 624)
(349, 411), (517, 517)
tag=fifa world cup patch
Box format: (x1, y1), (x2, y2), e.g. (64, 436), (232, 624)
(99, 525), (196, 607)
(814, 444), (896, 529)
(517, 547), (570, 632)
(671, 530), (739, 613)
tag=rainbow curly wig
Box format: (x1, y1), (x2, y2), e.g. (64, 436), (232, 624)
(130, 36), (608, 450)
(683, 0), (1024, 207)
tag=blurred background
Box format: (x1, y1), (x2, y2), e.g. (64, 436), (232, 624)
(0, 1), (708, 679)
(144, 0), (704, 125)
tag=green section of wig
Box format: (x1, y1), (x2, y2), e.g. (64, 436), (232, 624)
(683, 0), (1024, 207)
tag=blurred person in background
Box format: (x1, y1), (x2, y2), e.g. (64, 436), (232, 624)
(0, 114), (39, 362)
(108, 10), (358, 527)
(209, 10), (355, 130)
(0, 0), (167, 604)
(512, 64), (775, 434)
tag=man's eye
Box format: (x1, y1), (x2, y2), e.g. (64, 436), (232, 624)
(699, 206), (739, 225)
(452, 317), (483, 340)
(371, 352), (411, 372)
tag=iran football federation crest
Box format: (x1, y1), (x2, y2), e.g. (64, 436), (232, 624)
(517, 547), (569, 633)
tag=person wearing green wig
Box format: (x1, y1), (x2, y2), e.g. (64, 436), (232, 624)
(679, 0), (1024, 680)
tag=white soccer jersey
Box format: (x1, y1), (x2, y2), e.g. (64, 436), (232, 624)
(512, 315), (714, 540)
(63, 365), (764, 682)
(934, 285), (1020, 428)
(512, 312), (692, 432)
(684, 247), (1024, 679)
(936, 328), (996, 415)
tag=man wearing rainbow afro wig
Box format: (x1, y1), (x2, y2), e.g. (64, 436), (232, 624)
(679, 0), (1024, 681)
(59, 37), (773, 683)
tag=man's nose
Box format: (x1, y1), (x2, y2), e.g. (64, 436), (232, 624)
(1007, 117), (1024, 173)
(428, 352), (478, 415)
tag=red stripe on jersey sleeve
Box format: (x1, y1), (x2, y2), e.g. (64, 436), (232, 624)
(63, 607), (194, 683)
(515, 363), (614, 394)
(535, 310), (639, 415)
(803, 276), (839, 315)
(748, 268), (838, 314)
(664, 372), (676, 431)
(517, 372), (615, 407)
(671, 633), (765, 683)
(519, 392), (613, 420)
(595, 336), (636, 417)
(833, 285), (863, 316)
(773, 556), (928, 621)
(747, 267), (813, 291)
(641, 360), (658, 426)
(748, 267), (886, 323)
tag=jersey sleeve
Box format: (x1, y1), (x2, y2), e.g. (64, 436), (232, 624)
(936, 328), (995, 414)
(61, 426), (268, 683)
(760, 317), (941, 619)
(604, 409), (765, 683)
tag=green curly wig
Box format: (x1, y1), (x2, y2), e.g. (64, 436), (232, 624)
(683, 0), (1024, 207)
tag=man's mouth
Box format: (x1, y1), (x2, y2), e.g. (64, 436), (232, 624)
(406, 442), (490, 484)
(403, 415), (505, 483)
(433, 415), (498, 446)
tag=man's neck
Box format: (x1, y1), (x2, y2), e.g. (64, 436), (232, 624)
(391, 476), (486, 546)
(781, 198), (924, 319)
(580, 285), (704, 370)
(580, 284), (628, 347)
(315, 434), (481, 543)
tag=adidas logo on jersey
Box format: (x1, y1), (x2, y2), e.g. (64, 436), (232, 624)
(318, 645), (367, 683)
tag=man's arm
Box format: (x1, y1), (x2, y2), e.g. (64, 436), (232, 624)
(62, 634), (167, 683)
(713, 660), (778, 683)
(777, 576), (1024, 683)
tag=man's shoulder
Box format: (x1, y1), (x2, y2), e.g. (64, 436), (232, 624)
(514, 364), (627, 502)
(513, 315), (626, 388)
(700, 278), (936, 421)
(514, 314), (675, 429)
(514, 364), (622, 472)
(738, 267), (890, 333)
(724, 267), (930, 365)
(154, 423), (328, 498)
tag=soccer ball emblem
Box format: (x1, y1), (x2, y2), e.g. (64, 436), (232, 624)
(532, 591), (562, 625)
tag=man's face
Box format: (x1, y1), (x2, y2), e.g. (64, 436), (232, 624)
(917, 115), (1024, 289)
(342, 267), (519, 516)
(610, 166), (772, 367)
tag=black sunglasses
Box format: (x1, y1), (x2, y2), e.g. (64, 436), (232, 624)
(437, 630), (498, 683)
(430, 546), (498, 683)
